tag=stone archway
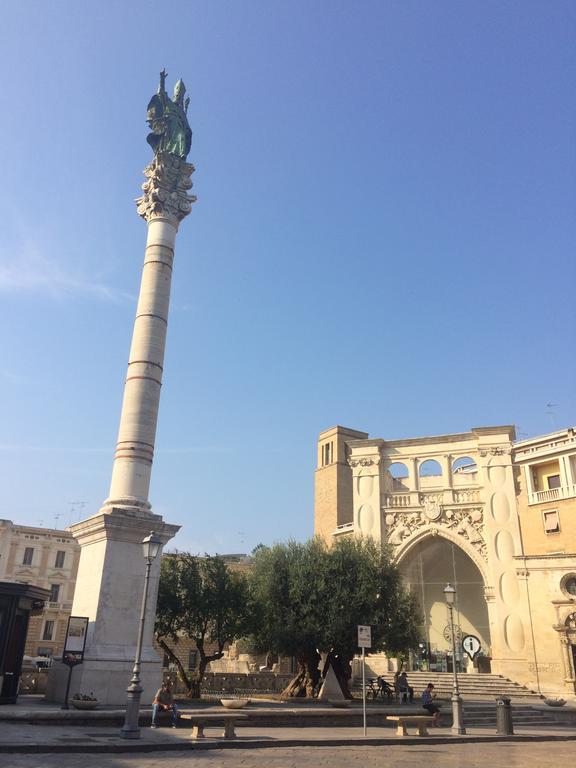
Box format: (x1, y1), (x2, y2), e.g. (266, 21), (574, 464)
(397, 534), (491, 672)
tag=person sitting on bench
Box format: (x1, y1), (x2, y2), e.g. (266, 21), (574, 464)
(421, 683), (441, 726)
(151, 680), (179, 728)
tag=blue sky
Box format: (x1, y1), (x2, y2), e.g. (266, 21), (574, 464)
(0, 1), (574, 553)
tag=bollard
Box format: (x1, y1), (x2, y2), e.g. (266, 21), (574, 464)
(495, 696), (514, 735)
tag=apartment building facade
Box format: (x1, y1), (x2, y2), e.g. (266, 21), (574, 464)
(0, 520), (80, 660)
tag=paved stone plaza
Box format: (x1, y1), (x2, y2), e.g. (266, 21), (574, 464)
(1, 742), (575, 768)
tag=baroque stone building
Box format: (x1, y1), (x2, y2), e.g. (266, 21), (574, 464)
(314, 424), (576, 696)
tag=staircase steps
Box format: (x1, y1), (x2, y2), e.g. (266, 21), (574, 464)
(351, 671), (543, 702)
(461, 705), (558, 726)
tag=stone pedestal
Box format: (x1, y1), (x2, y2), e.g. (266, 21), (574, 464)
(47, 509), (179, 705)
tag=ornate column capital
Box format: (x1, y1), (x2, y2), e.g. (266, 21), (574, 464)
(348, 455), (381, 469)
(136, 151), (197, 224)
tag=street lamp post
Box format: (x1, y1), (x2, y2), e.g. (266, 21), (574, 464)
(444, 583), (466, 735)
(120, 532), (163, 739)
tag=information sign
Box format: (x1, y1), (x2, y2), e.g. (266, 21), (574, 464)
(357, 625), (372, 649)
(63, 616), (89, 662)
(462, 634), (482, 661)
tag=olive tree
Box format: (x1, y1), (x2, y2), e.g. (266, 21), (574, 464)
(249, 537), (420, 698)
(155, 553), (252, 698)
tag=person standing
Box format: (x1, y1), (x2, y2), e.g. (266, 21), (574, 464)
(151, 680), (179, 728)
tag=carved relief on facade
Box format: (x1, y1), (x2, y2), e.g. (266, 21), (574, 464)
(349, 456), (381, 468)
(421, 494), (442, 521)
(479, 446), (511, 457)
(384, 502), (487, 560)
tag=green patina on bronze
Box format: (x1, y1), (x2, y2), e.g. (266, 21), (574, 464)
(146, 69), (192, 160)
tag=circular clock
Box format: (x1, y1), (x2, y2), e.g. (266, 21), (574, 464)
(443, 624), (462, 644)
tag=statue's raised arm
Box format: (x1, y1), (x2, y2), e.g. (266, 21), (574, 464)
(146, 72), (192, 160)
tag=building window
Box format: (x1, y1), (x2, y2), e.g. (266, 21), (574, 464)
(55, 551), (65, 568)
(42, 621), (54, 641)
(543, 510), (560, 534)
(23, 547), (34, 565)
(547, 474), (561, 490)
(188, 651), (197, 670)
(49, 584), (60, 603)
(561, 575), (576, 597)
(323, 442), (334, 466)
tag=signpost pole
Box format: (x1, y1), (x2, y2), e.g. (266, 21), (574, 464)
(60, 617), (89, 710)
(357, 625), (371, 736)
(62, 664), (74, 710)
(362, 646), (367, 736)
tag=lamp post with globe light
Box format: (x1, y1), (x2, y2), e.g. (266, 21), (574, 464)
(120, 532), (163, 739)
(444, 583), (466, 734)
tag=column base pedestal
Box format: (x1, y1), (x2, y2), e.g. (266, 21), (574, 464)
(47, 656), (162, 707)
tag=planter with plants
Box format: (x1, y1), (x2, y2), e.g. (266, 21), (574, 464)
(71, 693), (99, 710)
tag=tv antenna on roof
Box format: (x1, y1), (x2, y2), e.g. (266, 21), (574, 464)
(68, 501), (87, 526)
(546, 403), (558, 430)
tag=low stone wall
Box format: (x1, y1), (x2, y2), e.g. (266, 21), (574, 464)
(171, 671), (293, 695)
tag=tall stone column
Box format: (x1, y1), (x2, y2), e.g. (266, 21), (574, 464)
(105, 153), (195, 514)
(48, 77), (196, 705)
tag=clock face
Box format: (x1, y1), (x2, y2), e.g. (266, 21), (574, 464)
(443, 624), (462, 643)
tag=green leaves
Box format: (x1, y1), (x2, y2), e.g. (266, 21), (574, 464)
(155, 553), (252, 650)
(248, 537), (421, 662)
(155, 538), (421, 698)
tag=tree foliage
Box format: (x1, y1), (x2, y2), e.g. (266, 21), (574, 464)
(249, 537), (420, 697)
(155, 553), (252, 698)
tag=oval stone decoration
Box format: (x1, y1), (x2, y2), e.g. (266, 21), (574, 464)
(504, 613), (525, 653)
(358, 504), (374, 533)
(490, 492), (511, 524)
(495, 530), (515, 563)
(357, 475), (374, 500)
(488, 465), (506, 489)
(500, 571), (520, 607)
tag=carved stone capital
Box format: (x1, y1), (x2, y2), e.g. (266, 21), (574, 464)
(478, 446), (511, 457)
(136, 151), (197, 223)
(349, 456), (381, 468)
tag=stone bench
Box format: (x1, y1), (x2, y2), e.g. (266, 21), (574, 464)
(179, 712), (248, 740)
(386, 715), (435, 737)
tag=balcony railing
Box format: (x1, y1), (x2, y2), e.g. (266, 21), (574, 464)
(333, 522), (354, 536)
(383, 488), (480, 508)
(528, 484), (576, 505)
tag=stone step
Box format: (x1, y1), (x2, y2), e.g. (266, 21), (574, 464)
(353, 671), (542, 700)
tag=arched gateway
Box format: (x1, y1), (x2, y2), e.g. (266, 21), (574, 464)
(397, 533), (491, 671)
(314, 425), (536, 686)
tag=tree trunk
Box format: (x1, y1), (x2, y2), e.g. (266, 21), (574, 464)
(281, 650), (320, 698)
(155, 635), (193, 695)
(194, 640), (224, 699)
